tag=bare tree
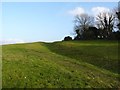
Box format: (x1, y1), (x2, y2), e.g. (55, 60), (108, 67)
(74, 13), (94, 39)
(96, 12), (115, 38)
(116, 1), (120, 31)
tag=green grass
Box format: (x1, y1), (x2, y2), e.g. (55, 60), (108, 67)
(45, 40), (119, 74)
(2, 40), (120, 88)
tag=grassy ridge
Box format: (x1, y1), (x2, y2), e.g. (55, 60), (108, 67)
(2, 41), (120, 88)
(45, 40), (119, 74)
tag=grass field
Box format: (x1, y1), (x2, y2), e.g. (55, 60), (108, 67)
(2, 40), (120, 88)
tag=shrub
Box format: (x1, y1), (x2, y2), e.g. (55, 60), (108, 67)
(64, 36), (72, 41)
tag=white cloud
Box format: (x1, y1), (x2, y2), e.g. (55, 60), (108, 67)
(0, 39), (25, 45)
(68, 6), (111, 16)
(91, 7), (110, 16)
(68, 7), (85, 16)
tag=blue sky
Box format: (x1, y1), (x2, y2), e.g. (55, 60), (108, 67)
(2, 2), (118, 43)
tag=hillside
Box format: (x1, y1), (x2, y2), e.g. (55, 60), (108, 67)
(2, 40), (120, 88)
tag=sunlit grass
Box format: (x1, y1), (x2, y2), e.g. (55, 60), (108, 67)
(2, 41), (120, 88)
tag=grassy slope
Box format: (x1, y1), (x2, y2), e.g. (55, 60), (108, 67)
(2, 41), (120, 88)
(45, 40), (119, 74)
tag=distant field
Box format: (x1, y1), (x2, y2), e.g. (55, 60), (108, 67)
(2, 40), (120, 88)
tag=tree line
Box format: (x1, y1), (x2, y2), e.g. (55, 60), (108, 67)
(64, 2), (120, 41)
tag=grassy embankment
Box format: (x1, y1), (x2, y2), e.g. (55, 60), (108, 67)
(2, 40), (120, 88)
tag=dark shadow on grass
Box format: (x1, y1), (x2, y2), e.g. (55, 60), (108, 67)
(44, 41), (119, 74)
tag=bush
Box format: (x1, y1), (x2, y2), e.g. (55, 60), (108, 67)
(74, 35), (81, 40)
(64, 36), (72, 41)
